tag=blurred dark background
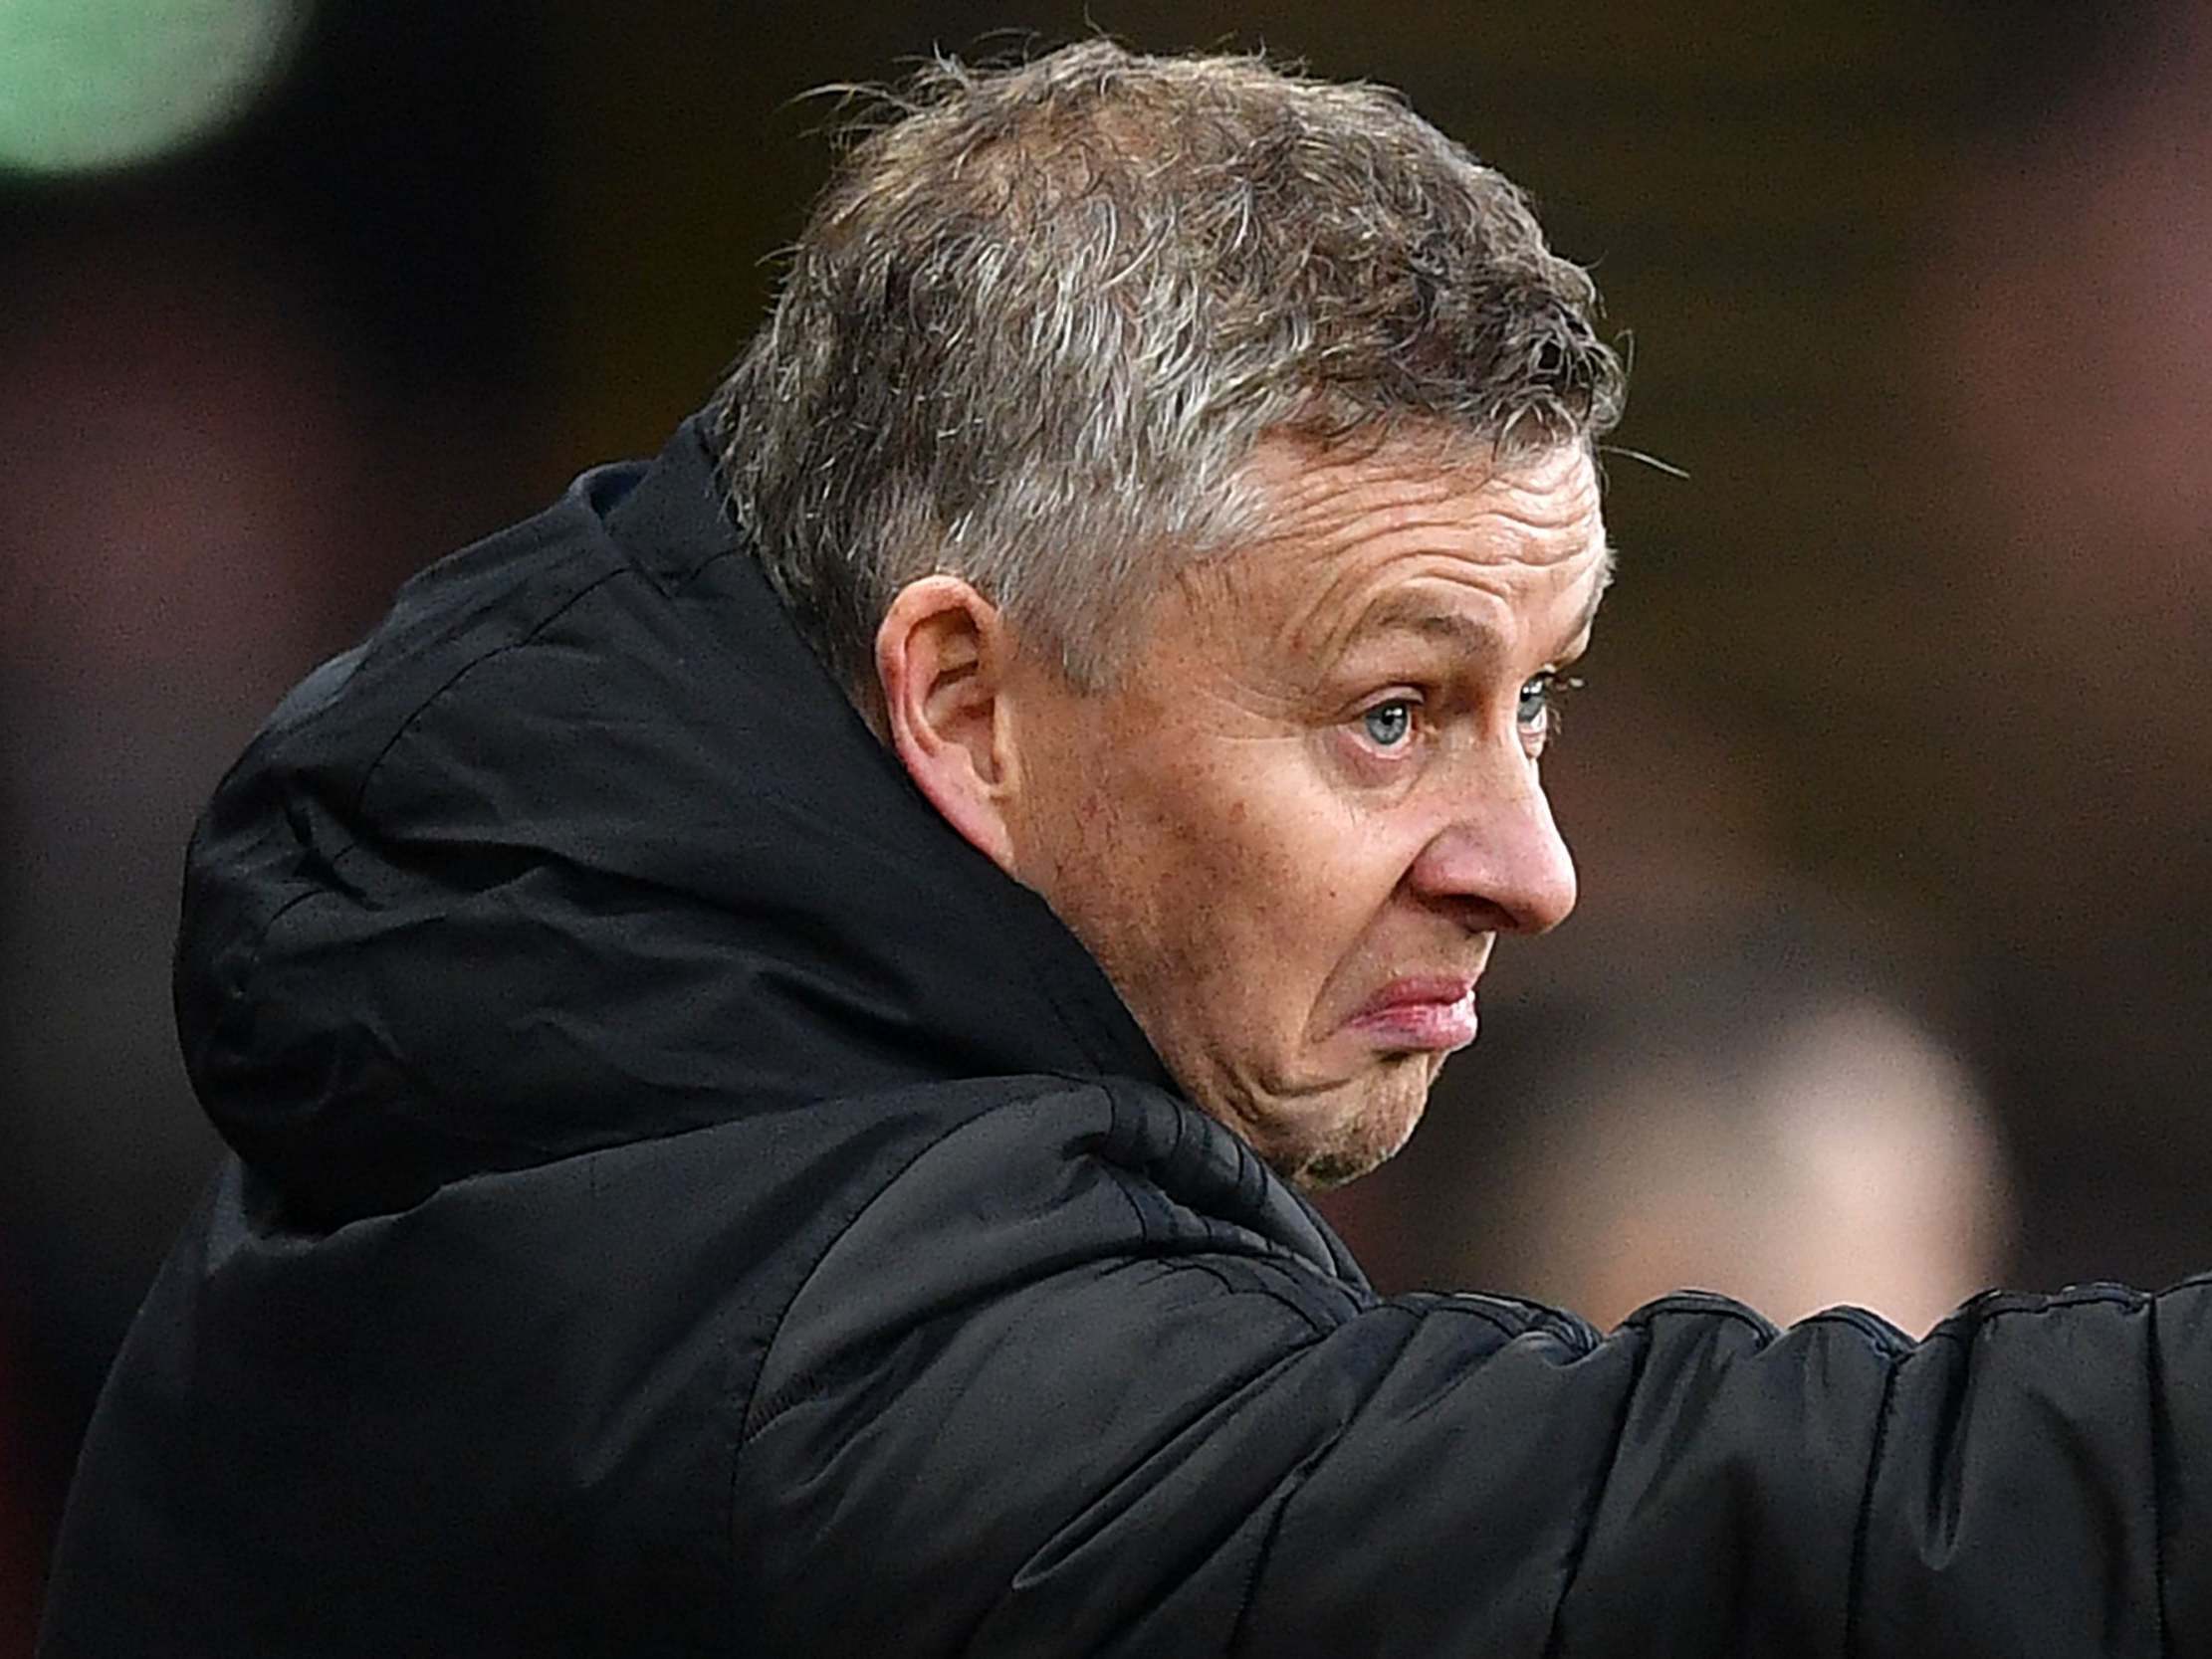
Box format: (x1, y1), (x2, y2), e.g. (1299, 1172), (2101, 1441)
(2, 1), (2206, 1639)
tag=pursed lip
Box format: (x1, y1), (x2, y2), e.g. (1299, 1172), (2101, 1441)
(1344, 974), (1481, 1052)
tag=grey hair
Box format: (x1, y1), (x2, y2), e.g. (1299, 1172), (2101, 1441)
(715, 39), (1625, 696)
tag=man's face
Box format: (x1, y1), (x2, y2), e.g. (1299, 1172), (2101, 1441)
(1004, 438), (1611, 1187)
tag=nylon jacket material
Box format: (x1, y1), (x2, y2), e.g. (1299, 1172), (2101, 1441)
(40, 416), (2212, 1656)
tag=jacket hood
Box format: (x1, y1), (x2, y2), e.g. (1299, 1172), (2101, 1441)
(175, 416), (1171, 1222)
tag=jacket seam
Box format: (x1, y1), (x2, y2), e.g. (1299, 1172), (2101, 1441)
(1110, 1162), (1158, 1248)
(1174, 1256), (1338, 1343)
(2149, 1293), (2171, 1659)
(211, 558), (631, 1039)
(1094, 1156), (1359, 1338)
(1918, 1284), (2150, 1335)
(656, 537), (738, 596)
(736, 1082), (1115, 1443)
(1539, 1320), (1656, 1658)
(1619, 1292), (1779, 1346)
(1220, 1410), (1333, 1659)
(748, 1247), (1317, 1449)
(1844, 1343), (1905, 1659)
(1418, 1292), (1570, 1349)
(1096, 1086), (1161, 1249)
(348, 561), (631, 819)
(725, 1097), (1047, 1620)
(1223, 1303), (1427, 1658)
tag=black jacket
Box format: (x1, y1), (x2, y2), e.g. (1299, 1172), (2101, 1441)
(41, 417), (2212, 1655)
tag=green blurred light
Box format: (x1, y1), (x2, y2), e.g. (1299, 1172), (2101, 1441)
(0, 0), (309, 175)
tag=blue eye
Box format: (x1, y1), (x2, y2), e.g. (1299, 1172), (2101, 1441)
(1362, 701), (1415, 747)
(1518, 672), (1582, 738)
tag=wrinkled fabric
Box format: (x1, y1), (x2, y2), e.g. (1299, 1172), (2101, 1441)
(41, 416), (2212, 1656)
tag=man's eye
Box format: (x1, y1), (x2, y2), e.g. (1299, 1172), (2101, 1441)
(1517, 673), (1583, 738)
(1362, 700), (1416, 748)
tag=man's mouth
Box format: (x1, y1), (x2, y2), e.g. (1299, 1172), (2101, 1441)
(1344, 975), (1480, 1052)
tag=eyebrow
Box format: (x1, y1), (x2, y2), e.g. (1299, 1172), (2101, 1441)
(1341, 542), (1616, 664)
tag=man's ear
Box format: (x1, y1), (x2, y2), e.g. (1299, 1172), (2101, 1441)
(875, 575), (1021, 874)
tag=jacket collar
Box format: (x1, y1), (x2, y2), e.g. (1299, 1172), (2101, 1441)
(177, 413), (1173, 1219)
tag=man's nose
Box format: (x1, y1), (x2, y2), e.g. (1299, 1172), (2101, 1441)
(1405, 769), (1579, 935)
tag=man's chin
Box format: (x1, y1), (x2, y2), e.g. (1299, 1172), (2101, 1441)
(1269, 1071), (1436, 1192)
(1172, 1049), (1440, 1191)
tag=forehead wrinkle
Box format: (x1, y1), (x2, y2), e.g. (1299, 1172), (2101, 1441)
(1338, 592), (1507, 668)
(1261, 487), (1608, 629)
(1260, 499), (1552, 640)
(1188, 442), (1609, 677)
(1323, 532), (1610, 677)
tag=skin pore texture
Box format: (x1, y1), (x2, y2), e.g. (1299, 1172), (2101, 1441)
(878, 437), (1613, 1189)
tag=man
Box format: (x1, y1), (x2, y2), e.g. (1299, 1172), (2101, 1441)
(40, 41), (2211, 1656)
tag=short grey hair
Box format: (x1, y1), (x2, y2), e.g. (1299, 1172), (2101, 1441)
(715, 40), (1625, 696)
